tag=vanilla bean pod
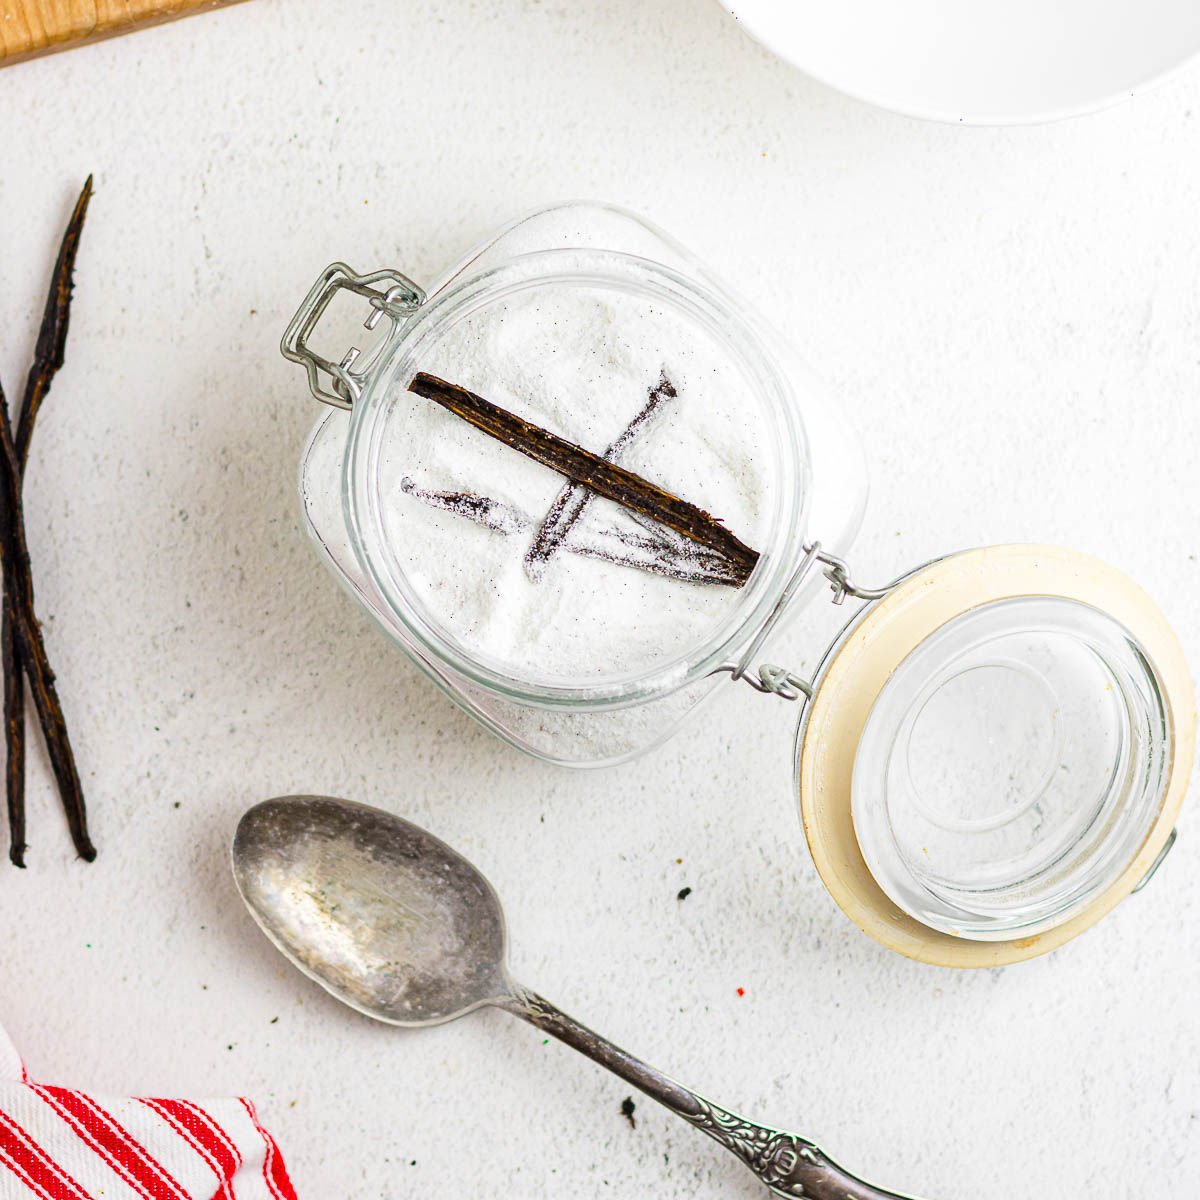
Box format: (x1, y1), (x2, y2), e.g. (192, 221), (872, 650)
(570, 535), (740, 585)
(525, 372), (676, 580)
(401, 478), (741, 586)
(0, 388), (94, 862)
(16, 178), (92, 464)
(409, 372), (759, 583)
(568, 530), (740, 585)
(401, 479), (528, 536)
(1, 177), (94, 865)
(0, 379), (25, 866)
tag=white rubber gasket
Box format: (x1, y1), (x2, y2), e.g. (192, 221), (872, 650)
(796, 544), (1195, 968)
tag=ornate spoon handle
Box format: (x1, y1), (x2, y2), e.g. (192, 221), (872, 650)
(500, 986), (923, 1200)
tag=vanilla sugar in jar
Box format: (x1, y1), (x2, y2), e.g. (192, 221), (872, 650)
(287, 203), (866, 766)
(379, 276), (770, 683)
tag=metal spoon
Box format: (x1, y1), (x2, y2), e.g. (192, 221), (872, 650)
(232, 795), (921, 1200)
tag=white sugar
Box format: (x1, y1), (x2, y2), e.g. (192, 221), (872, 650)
(373, 282), (770, 684)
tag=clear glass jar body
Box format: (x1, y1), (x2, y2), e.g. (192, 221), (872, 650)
(298, 203), (867, 765)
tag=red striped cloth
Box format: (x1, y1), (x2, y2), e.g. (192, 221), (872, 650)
(0, 1024), (297, 1199)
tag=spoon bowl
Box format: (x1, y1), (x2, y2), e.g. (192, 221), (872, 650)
(233, 795), (509, 1026)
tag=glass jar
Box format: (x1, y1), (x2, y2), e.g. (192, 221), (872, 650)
(283, 204), (1193, 966)
(287, 202), (868, 766)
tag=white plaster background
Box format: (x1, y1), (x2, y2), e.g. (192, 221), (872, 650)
(1, 2), (1198, 1196)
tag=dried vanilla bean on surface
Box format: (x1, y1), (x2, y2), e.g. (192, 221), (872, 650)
(1, 176), (95, 865)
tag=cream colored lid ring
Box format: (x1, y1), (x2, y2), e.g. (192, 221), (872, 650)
(797, 544), (1195, 968)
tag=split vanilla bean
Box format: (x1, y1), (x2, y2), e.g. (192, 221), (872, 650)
(1, 177), (94, 865)
(408, 372), (759, 585)
(401, 478), (742, 586)
(525, 372), (677, 580)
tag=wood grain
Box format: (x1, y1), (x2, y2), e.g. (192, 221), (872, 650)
(1, 0), (248, 66)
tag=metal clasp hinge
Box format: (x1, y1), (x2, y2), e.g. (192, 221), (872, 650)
(281, 263), (426, 410)
(712, 662), (813, 702)
(816, 549), (894, 606)
(714, 544), (898, 702)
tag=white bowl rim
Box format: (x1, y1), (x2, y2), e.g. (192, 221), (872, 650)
(723, 0), (1200, 125)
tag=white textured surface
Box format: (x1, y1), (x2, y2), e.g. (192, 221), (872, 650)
(0, 2), (1198, 1196)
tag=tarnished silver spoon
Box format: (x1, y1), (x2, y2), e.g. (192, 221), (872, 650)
(232, 795), (922, 1200)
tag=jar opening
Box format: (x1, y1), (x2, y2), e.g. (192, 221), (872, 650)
(346, 249), (811, 707)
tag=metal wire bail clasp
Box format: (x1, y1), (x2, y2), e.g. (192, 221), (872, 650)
(711, 543), (825, 702)
(281, 263), (426, 410)
(814, 549), (893, 606)
(713, 544), (901, 702)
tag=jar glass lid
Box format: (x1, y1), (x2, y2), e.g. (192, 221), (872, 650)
(852, 595), (1170, 940)
(797, 545), (1194, 967)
